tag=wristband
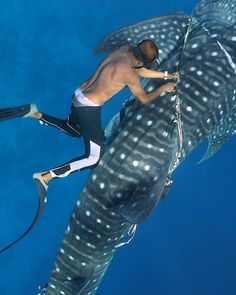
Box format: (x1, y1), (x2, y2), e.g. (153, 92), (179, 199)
(164, 71), (168, 80)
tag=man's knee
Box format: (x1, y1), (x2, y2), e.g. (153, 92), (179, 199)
(88, 154), (100, 166)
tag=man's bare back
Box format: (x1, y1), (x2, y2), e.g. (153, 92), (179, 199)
(80, 44), (178, 105)
(80, 45), (136, 104)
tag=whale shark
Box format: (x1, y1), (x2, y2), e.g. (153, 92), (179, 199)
(42, 0), (236, 294)
(0, 0), (235, 294)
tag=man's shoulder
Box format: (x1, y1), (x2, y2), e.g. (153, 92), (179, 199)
(115, 44), (132, 53)
(116, 60), (129, 69)
(116, 62), (137, 77)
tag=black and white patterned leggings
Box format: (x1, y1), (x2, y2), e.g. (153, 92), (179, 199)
(40, 103), (105, 178)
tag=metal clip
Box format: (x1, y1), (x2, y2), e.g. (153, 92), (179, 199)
(115, 224), (138, 248)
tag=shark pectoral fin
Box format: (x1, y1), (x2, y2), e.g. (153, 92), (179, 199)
(95, 13), (189, 64)
(104, 111), (121, 140)
(105, 98), (136, 140)
(64, 276), (90, 294)
(198, 104), (236, 164)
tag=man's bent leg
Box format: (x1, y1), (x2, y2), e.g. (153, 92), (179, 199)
(39, 113), (81, 137)
(35, 137), (102, 188)
(49, 139), (102, 179)
(33, 138), (102, 213)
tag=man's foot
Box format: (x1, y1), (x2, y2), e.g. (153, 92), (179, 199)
(31, 111), (43, 119)
(41, 172), (52, 184)
(33, 172), (49, 203)
(23, 103), (39, 118)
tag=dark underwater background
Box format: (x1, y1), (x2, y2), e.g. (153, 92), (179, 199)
(0, 0), (235, 294)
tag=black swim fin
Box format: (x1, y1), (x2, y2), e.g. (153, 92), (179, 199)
(0, 103), (38, 121)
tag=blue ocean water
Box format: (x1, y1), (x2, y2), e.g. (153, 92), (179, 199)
(0, 0), (235, 294)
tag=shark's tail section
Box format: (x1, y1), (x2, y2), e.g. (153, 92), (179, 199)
(45, 190), (132, 295)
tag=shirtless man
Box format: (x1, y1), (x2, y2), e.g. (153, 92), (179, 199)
(31, 39), (179, 199)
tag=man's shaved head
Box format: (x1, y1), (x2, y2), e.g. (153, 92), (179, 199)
(133, 39), (159, 68)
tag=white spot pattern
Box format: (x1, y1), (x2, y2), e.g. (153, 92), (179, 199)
(132, 160), (139, 167)
(85, 210), (91, 217)
(136, 114), (142, 120)
(92, 174), (97, 181)
(100, 183), (105, 189)
(144, 165), (150, 171)
(50, 284), (56, 289)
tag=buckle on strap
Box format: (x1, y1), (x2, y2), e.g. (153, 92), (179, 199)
(115, 224), (138, 248)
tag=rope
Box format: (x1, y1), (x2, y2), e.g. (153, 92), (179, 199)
(115, 224), (137, 248)
(163, 18), (193, 193)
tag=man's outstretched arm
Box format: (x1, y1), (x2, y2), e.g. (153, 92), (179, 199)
(135, 68), (179, 80)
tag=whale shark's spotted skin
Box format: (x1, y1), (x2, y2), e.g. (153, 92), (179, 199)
(46, 190), (131, 295)
(199, 102), (236, 162)
(46, 0), (236, 294)
(95, 13), (190, 65)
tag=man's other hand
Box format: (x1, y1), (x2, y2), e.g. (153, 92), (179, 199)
(168, 72), (179, 81)
(162, 82), (177, 93)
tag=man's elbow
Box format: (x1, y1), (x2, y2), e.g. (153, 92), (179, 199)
(137, 95), (149, 104)
(135, 68), (144, 77)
